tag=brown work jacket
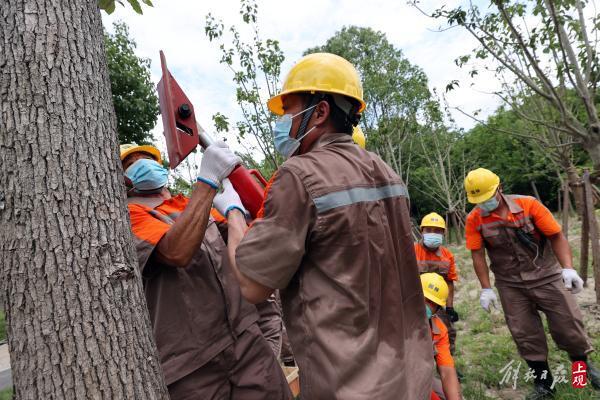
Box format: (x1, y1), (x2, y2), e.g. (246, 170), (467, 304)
(236, 133), (434, 399)
(465, 194), (562, 287)
(127, 195), (257, 385)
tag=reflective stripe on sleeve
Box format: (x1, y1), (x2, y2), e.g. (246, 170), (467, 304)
(313, 184), (408, 213)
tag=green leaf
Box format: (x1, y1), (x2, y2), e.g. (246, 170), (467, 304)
(98, 0), (116, 14)
(445, 80), (460, 92)
(127, 0), (143, 14)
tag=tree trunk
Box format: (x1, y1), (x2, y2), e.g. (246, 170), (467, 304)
(583, 170), (600, 303)
(560, 183), (569, 238)
(450, 212), (463, 245)
(0, 1), (169, 399)
(583, 138), (600, 181)
(580, 203), (589, 285)
(566, 166), (585, 219)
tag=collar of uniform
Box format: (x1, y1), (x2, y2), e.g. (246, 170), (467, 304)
(128, 193), (186, 210)
(419, 240), (442, 256)
(503, 193), (523, 214)
(430, 315), (442, 335)
(479, 193), (522, 218)
(306, 132), (352, 152)
(127, 194), (165, 209)
(160, 194), (188, 210)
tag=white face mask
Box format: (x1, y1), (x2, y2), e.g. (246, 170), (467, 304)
(479, 194), (500, 213)
(423, 233), (443, 248)
(272, 105), (317, 159)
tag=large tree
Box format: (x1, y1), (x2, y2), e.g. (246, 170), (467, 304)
(415, 0), (600, 174)
(0, 0), (168, 398)
(105, 21), (159, 145)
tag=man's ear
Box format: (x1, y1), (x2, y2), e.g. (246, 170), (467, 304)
(313, 100), (330, 126)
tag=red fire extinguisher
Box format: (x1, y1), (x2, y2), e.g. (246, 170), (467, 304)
(156, 50), (268, 218)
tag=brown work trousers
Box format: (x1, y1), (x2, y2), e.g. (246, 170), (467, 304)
(496, 278), (592, 361)
(167, 324), (293, 400)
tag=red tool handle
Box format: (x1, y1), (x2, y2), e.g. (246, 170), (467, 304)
(249, 169), (268, 186)
(229, 166), (267, 218)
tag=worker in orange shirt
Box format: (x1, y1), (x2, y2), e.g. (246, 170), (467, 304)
(421, 273), (462, 400)
(464, 168), (599, 399)
(119, 143), (291, 399)
(414, 212), (459, 354)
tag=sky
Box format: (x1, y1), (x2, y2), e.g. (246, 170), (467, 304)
(102, 0), (502, 162)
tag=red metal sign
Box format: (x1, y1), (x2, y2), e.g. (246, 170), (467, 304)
(156, 50), (199, 169)
(156, 50), (268, 217)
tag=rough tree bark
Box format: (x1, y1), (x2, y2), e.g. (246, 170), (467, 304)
(580, 204), (589, 285)
(583, 170), (600, 303)
(560, 182), (569, 238)
(0, 0), (169, 398)
(566, 166), (585, 218)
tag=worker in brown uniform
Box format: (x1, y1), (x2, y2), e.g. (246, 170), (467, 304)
(414, 212), (459, 354)
(211, 53), (434, 399)
(464, 168), (599, 399)
(120, 143), (291, 400)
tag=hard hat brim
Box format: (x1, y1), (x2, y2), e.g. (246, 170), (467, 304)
(420, 222), (446, 230)
(467, 183), (499, 204)
(120, 145), (162, 165)
(424, 292), (447, 307)
(267, 89), (367, 116)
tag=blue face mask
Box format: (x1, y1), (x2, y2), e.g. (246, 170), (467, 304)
(426, 304), (433, 319)
(423, 233), (443, 249)
(125, 158), (168, 192)
(479, 194), (500, 213)
(273, 105), (317, 159)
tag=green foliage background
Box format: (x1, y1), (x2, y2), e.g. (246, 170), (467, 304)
(104, 22), (159, 145)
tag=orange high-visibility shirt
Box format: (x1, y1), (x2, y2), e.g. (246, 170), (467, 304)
(431, 315), (454, 368)
(414, 243), (458, 281)
(465, 195), (561, 250)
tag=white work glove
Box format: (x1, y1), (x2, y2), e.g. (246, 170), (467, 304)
(480, 288), (498, 312)
(197, 141), (240, 188)
(562, 268), (584, 294)
(213, 179), (248, 218)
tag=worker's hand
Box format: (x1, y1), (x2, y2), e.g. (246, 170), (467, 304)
(562, 268), (584, 294)
(446, 307), (459, 322)
(197, 141), (240, 188)
(479, 288), (497, 312)
(214, 179), (248, 218)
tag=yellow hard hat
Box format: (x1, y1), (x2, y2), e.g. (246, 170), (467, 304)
(420, 212), (446, 230)
(120, 143), (162, 165)
(267, 53), (366, 116)
(464, 168), (500, 204)
(352, 126), (366, 149)
(421, 273), (449, 307)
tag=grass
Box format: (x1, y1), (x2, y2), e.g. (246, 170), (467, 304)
(449, 217), (600, 399)
(0, 389), (11, 400)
